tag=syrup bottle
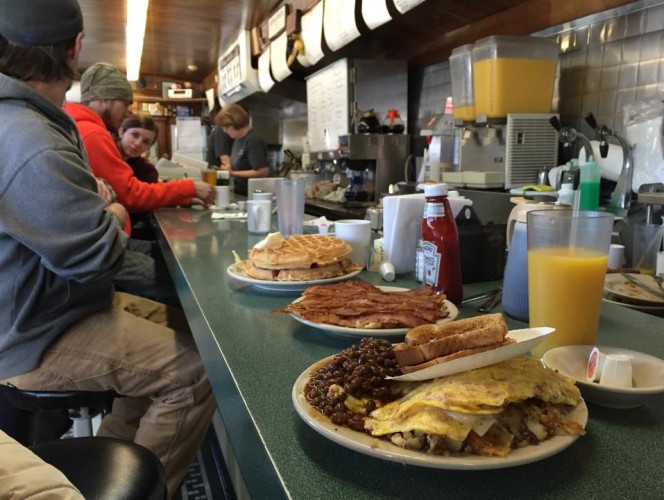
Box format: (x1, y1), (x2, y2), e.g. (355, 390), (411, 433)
(419, 183), (463, 304)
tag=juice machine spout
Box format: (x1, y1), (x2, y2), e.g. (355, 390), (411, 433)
(584, 112), (634, 217)
(549, 115), (595, 161)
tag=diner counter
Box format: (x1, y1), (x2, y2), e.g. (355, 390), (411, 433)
(154, 206), (664, 500)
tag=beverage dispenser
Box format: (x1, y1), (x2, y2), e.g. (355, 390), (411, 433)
(337, 134), (410, 206)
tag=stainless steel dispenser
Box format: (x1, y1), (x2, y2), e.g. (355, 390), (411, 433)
(456, 113), (559, 188)
(338, 134), (410, 204)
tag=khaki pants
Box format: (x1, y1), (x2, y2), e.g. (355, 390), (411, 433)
(1, 292), (215, 499)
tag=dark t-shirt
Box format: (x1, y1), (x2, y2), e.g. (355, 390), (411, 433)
(206, 126), (233, 167)
(230, 129), (269, 196)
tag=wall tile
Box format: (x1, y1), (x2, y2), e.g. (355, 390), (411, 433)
(638, 60), (659, 86)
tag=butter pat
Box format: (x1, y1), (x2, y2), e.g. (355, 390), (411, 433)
(254, 232), (285, 250)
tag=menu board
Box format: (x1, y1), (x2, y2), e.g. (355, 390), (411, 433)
(306, 59), (350, 152)
(298, 1), (324, 67)
(218, 45), (242, 95)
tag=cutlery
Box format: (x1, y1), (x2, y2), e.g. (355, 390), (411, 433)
(460, 288), (502, 306)
(477, 288), (503, 313)
(620, 273), (664, 299)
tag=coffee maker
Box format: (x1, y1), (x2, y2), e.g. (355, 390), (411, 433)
(337, 134), (410, 205)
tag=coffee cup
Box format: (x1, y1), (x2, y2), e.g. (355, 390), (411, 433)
(215, 186), (230, 208)
(247, 200), (272, 234)
(335, 219), (372, 268)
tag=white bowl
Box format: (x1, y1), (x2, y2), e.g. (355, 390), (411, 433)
(542, 346), (664, 409)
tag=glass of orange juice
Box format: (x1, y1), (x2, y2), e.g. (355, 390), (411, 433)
(527, 209), (614, 357)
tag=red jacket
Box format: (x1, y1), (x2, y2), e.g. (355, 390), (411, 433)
(64, 102), (196, 212)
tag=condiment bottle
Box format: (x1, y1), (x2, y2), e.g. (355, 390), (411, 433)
(579, 156), (600, 210)
(419, 183), (463, 304)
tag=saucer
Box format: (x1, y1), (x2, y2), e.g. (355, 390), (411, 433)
(542, 345), (664, 409)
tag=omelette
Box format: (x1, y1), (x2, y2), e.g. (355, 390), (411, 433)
(364, 356), (584, 457)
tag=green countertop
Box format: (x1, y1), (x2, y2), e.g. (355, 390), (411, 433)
(154, 207), (664, 500)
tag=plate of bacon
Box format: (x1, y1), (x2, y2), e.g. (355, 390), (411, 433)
(278, 281), (458, 338)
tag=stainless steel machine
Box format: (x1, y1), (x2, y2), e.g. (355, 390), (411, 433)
(336, 134), (410, 205)
(456, 113), (559, 188)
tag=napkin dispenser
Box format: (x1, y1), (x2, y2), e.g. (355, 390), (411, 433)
(382, 193), (505, 282)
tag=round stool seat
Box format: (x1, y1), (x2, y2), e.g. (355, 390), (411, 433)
(30, 437), (166, 500)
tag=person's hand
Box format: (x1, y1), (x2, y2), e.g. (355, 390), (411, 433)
(105, 202), (127, 227)
(220, 164), (231, 172)
(96, 179), (112, 205)
(193, 181), (216, 206)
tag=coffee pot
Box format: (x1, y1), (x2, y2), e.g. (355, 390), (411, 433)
(356, 109), (381, 134)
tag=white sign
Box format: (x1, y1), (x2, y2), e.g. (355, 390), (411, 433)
(362, 0), (391, 30)
(323, 0), (360, 52)
(393, 0), (426, 14)
(298, 1), (324, 67)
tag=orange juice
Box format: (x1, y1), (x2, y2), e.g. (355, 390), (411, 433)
(473, 58), (557, 118)
(528, 247), (608, 358)
(452, 105), (476, 122)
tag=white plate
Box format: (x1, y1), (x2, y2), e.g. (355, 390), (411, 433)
(387, 327), (554, 382)
(542, 345), (664, 409)
(604, 273), (664, 305)
(226, 262), (363, 292)
(289, 286), (459, 338)
(292, 357), (587, 470)
(602, 294), (664, 313)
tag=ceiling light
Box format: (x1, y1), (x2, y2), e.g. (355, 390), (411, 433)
(187, 64), (198, 72)
(126, 0), (149, 81)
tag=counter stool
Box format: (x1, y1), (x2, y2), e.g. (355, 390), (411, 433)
(30, 437), (166, 500)
(0, 384), (117, 441)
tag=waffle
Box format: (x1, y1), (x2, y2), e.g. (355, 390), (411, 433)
(249, 234), (352, 270)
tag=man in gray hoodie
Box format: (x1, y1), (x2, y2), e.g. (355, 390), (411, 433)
(0, 1), (215, 497)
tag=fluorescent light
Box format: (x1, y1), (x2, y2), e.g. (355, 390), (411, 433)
(126, 0), (149, 81)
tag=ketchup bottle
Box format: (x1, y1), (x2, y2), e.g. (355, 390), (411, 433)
(420, 183), (463, 305)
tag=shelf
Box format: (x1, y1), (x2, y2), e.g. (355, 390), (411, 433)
(133, 96), (207, 104)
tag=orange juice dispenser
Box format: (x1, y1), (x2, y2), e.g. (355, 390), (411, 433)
(452, 36), (560, 189)
(472, 35), (559, 119)
(449, 44), (475, 123)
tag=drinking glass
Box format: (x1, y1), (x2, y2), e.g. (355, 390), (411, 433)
(527, 209), (614, 357)
(276, 179), (305, 238)
(334, 219), (372, 268)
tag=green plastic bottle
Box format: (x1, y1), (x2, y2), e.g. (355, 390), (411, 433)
(579, 156), (600, 211)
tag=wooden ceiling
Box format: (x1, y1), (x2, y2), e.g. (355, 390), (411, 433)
(76, 0), (637, 95)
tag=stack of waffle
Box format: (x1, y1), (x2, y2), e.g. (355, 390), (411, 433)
(240, 233), (362, 281)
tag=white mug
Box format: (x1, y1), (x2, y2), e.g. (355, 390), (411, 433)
(215, 186), (230, 208)
(247, 200), (272, 234)
(334, 219), (372, 267)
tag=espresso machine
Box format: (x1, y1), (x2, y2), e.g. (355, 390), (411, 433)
(337, 134), (410, 206)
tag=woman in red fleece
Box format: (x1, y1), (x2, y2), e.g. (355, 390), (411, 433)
(65, 63), (215, 212)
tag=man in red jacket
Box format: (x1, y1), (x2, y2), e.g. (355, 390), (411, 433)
(65, 63), (215, 211)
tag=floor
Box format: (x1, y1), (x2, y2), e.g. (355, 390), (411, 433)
(173, 426), (236, 500)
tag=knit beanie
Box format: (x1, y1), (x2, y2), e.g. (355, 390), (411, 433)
(80, 63), (134, 103)
(0, 0), (83, 46)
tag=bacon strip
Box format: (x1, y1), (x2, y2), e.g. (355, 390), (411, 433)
(277, 280), (449, 329)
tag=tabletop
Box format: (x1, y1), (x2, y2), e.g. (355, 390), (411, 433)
(154, 206), (664, 500)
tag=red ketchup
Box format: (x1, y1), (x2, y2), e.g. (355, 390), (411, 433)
(420, 183), (463, 305)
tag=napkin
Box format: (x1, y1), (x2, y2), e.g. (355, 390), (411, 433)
(211, 212), (247, 220)
(382, 192), (472, 274)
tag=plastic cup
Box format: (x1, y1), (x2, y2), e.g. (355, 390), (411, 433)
(247, 200), (272, 234)
(632, 223), (664, 275)
(276, 179), (305, 238)
(202, 169), (217, 187)
(527, 209), (614, 357)
(599, 354), (633, 388)
(335, 219), (372, 268)
(607, 243), (625, 270)
(215, 186), (230, 208)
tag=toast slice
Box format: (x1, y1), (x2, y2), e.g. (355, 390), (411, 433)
(394, 313), (509, 370)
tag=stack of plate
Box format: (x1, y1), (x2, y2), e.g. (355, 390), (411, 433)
(603, 273), (664, 316)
